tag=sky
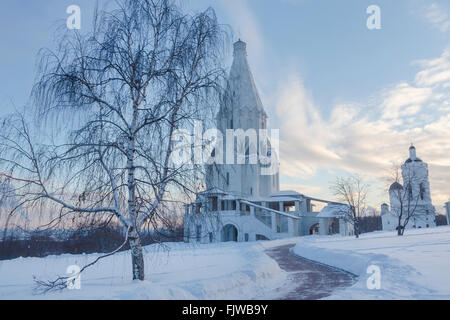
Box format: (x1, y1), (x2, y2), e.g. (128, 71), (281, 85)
(0, 0), (449, 213)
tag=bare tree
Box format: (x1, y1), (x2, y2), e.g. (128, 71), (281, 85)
(387, 164), (420, 236)
(331, 175), (370, 238)
(0, 0), (227, 283)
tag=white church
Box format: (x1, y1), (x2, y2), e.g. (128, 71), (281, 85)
(381, 145), (437, 231)
(183, 40), (354, 243)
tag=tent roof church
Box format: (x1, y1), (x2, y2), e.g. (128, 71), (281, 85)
(184, 40), (355, 243)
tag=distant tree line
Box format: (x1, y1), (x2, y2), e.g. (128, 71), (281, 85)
(0, 224), (183, 261)
(359, 213), (382, 234)
(436, 214), (448, 226)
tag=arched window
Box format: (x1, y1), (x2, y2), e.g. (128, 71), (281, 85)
(407, 184), (413, 200)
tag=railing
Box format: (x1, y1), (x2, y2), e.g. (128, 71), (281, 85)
(239, 200), (301, 220)
(254, 210), (272, 228)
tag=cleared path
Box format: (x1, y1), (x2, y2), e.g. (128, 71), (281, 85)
(265, 244), (356, 300)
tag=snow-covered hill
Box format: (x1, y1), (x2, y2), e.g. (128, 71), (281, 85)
(293, 226), (450, 299)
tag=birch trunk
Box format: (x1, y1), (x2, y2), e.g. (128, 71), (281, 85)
(127, 101), (143, 279)
(129, 228), (145, 280)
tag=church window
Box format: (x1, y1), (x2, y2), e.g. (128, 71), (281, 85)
(196, 225), (202, 242)
(250, 188), (253, 195)
(420, 183), (425, 200)
(230, 119), (233, 129)
(211, 197), (218, 211)
(226, 172), (230, 186)
(211, 148), (215, 157)
(426, 224), (429, 228)
(209, 232), (213, 242)
(245, 233), (249, 242)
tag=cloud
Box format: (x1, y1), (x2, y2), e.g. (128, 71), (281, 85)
(423, 3), (450, 32)
(279, 183), (322, 197)
(414, 48), (450, 87)
(276, 48), (450, 207)
(381, 83), (432, 120)
(218, 0), (265, 65)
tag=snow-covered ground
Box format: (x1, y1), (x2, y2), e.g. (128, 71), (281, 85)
(0, 241), (287, 300)
(293, 226), (450, 299)
(1, 226), (449, 299)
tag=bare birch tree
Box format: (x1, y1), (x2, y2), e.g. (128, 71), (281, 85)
(331, 174), (369, 238)
(0, 0), (227, 283)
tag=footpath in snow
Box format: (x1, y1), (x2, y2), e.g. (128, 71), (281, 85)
(292, 226), (450, 299)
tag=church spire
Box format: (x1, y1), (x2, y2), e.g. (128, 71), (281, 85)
(409, 144), (417, 160)
(225, 39), (266, 116)
(233, 39), (247, 57)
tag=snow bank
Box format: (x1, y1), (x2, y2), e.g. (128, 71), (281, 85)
(293, 226), (450, 299)
(0, 241), (286, 300)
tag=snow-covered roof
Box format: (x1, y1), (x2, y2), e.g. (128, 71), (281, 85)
(389, 182), (403, 191)
(222, 194), (238, 200)
(267, 196), (299, 202)
(198, 188), (228, 195)
(405, 158), (423, 163)
(317, 203), (350, 218)
(270, 190), (303, 197)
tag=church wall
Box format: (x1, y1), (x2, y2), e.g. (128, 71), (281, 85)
(298, 214), (320, 236)
(446, 202), (450, 226)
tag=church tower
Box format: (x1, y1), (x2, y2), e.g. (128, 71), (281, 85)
(206, 40), (279, 197)
(400, 145), (436, 227)
(382, 145), (437, 231)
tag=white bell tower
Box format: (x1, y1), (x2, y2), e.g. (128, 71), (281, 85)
(400, 145), (436, 228)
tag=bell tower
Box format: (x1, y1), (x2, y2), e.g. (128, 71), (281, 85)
(401, 144), (436, 227)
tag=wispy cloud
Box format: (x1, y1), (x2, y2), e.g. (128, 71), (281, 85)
(276, 47), (450, 207)
(423, 3), (450, 32)
(218, 0), (265, 65)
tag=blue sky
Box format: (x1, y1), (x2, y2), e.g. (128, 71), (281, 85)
(1, 0), (449, 212)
